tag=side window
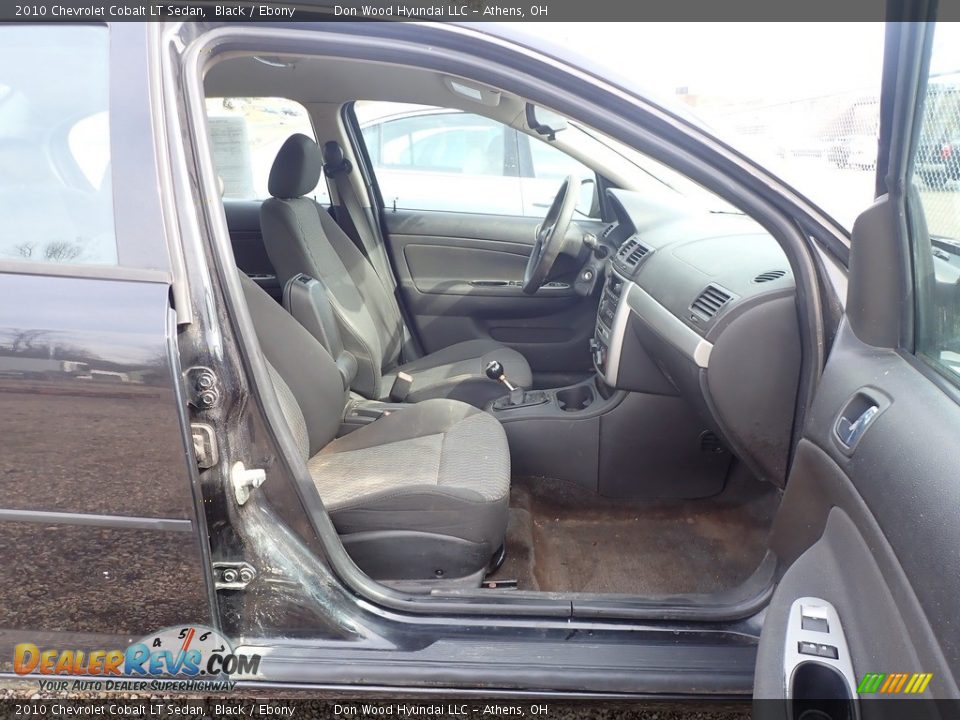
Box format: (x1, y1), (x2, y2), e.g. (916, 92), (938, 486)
(0, 25), (116, 265)
(523, 134), (599, 218)
(910, 23), (960, 383)
(358, 106), (522, 215)
(205, 97), (329, 204)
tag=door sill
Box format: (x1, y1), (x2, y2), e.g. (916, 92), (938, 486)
(419, 552), (777, 622)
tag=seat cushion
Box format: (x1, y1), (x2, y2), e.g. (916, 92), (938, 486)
(307, 399), (510, 548)
(382, 339), (533, 407)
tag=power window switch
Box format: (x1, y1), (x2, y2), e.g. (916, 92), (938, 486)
(801, 615), (830, 633)
(798, 641), (819, 656)
(798, 641), (838, 659)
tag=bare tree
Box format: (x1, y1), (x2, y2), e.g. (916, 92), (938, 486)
(43, 241), (82, 263)
(13, 242), (36, 259)
(7, 329), (49, 354)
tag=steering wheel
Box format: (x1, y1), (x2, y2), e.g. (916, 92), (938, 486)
(522, 175), (578, 294)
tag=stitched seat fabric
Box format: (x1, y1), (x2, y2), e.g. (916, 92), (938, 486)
(308, 399), (509, 545)
(242, 273), (510, 582)
(260, 134), (532, 408)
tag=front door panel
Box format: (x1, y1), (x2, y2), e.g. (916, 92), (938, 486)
(385, 209), (603, 375)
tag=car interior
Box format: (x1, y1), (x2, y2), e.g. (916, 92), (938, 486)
(201, 53), (802, 600)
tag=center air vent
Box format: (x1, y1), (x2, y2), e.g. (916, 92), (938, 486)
(691, 284), (733, 321)
(616, 236), (651, 270)
(753, 270), (787, 283)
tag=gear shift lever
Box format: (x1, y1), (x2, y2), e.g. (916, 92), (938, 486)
(484, 360), (517, 392)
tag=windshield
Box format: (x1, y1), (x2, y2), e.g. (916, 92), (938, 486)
(501, 22), (889, 231)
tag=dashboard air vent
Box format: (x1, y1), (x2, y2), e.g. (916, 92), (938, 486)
(616, 236), (651, 270)
(753, 270), (787, 283)
(599, 223), (617, 239)
(691, 284), (733, 321)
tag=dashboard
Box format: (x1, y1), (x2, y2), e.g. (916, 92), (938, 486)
(593, 188), (802, 485)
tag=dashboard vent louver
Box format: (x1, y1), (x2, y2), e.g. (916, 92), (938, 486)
(599, 223), (617, 240)
(691, 284), (732, 321)
(753, 270), (787, 283)
(616, 237), (651, 270)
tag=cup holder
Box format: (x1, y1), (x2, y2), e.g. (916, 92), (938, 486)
(790, 662), (855, 720)
(556, 385), (594, 412)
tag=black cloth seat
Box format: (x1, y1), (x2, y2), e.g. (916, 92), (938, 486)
(259, 134), (532, 408)
(242, 273), (510, 582)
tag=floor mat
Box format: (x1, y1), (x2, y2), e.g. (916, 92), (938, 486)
(490, 468), (780, 595)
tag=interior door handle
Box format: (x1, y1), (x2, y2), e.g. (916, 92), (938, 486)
(836, 405), (879, 448)
(833, 388), (889, 455)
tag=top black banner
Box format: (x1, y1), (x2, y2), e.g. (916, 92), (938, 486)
(3, 0), (958, 23)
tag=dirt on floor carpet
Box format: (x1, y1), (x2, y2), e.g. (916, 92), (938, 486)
(490, 468), (780, 595)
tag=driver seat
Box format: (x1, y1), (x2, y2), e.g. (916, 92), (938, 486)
(260, 134), (532, 407)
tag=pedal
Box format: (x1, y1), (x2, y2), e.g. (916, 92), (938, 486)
(482, 579), (518, 589)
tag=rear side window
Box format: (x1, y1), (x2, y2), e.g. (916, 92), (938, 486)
(205, 97), (329, 203)
(0, 25), (116, 265)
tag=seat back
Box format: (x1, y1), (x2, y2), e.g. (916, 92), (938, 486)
(260, 134), (403, 399)
(240, 273), (345, 458)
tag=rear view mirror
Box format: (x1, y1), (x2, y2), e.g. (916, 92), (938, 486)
(526, 103), (568, 140)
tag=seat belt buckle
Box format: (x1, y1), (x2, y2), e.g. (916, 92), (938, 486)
(389, 371), (414, 403)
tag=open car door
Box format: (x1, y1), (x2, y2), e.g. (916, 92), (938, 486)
(753, 17), (960, 717)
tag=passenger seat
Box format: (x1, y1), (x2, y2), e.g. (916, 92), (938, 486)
(241, 273), (510, 584)
(259, 134), (532, 408)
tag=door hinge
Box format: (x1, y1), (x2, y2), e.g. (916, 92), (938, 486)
(191, 423), (219, 469)
(212, 561), (256, 590)
(184, 366), (221, 410)
(231, 461), (267, 506)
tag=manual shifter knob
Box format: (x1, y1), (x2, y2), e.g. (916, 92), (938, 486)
(484, 360), (504, 381)
(484, 360), (516, 391)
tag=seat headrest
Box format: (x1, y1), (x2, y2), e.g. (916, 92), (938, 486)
(322, 140), (352, 177)
(268, 134), (322, 199)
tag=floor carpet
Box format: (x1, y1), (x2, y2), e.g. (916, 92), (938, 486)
(489, 468), (780, 595)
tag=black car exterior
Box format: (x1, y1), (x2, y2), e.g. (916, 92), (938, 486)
(2, 18), (959, 706)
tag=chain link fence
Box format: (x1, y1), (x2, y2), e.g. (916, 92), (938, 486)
(914, 71), (960, 241)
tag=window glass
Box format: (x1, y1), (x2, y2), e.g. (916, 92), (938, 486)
(0, 26), (116, 265)
(528, 135), (591, 181)
(511, 22), (887, 230)
(356, 104), (523, 215)
(204, 97), (328, 203)
(355, 102), (600, 217)
(524, 134), (597, 217)
(911, 23), (960, 383)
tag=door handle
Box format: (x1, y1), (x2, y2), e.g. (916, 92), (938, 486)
(836, 405), (879, 448)
(833, 388), (889, 455)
